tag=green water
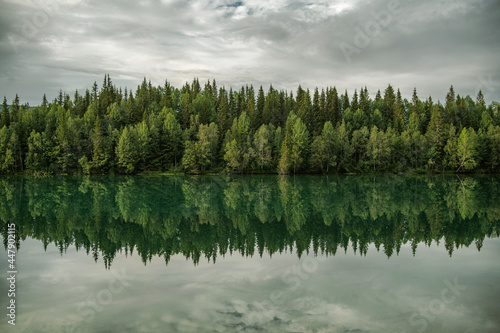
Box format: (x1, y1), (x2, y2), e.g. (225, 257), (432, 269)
(0, 175), (499, 332)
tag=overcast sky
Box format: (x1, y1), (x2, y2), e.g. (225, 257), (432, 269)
(0, 0), (499, 106)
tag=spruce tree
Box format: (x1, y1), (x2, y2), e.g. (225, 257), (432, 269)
(1, 96), (9, 128)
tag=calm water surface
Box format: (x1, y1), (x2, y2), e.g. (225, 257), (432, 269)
(0, 175), (499, 333)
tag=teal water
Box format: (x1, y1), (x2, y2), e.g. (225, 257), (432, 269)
(0, 175), (499, 332)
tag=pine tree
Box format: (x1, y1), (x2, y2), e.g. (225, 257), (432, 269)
(444, 85), (457, 126)
(393, 89), (405, 133)
(383, 84), (395, 127)
(256, 86), (265, 128)
(411, 88), (420, 118)
(360, 86), (370, 117)
(341, 90), (350, 112)
(457, 127), (478, 172)
(326, 87), (341, 126)
(253, 124), (272, 170)
(27, 130), (47, 171)
(351, 89), (359, 112)
(444, 126), (458, 170)
(246, 85), (257, 130)
(164, 111), (183, 167)
(297, 90), (311, 134)
(116, 126), (138, 174)
(92, 116), (108, 173)
(367, 126), (390, 171)
(426, 107), (444, 170)
(485, 125), (500, 171)
(476, 90), (485, 107)
(336, 119), (352, 172)
(311, 121), (336, 173)
(11, 94), (19, 123)
(198, 122), (219, 169)
(290, 115), (309, 174)
(312, 88), (322, 135)
(224, 112), (252, 173)
(217, 88), (230, 136)
(1, 96), (9, 128)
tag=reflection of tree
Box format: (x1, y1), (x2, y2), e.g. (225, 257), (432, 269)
(0, 175), (499, 268)
(279, 176), (308, 235)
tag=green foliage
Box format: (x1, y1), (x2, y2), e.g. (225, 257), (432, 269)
(116, 126), (138, 174)
(367, 126), (390, 171)
(253, 124), (273, 170)
(444, 126), (459, 170)
(457, 127), (479, 172)
(27, 130), (48, 171)
(278, 113), (309, 174)
(163, 111), (183, 167)
(1, 96), (9, 128)
(223, 112), (252, 173)
(182, 140), (209, 173)
(198, 122), (219, 168)
(485, 125), (500, 171)
(311, 121), (337, 173)
(1, 76), (498, 175)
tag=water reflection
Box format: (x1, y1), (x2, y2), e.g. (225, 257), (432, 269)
(1, 175), (499, 268)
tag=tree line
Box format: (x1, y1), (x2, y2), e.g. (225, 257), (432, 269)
(1, 75), (499, 174)
(2, 175), (498, 267)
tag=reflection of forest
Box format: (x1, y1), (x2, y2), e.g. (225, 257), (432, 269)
(1, 176), (499, 268)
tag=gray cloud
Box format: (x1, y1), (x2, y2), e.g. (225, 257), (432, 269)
(0, 0), (499, 105)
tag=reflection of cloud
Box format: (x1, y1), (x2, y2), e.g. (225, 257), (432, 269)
(2, 239), (500, 332)
(212, 296), (373, 332)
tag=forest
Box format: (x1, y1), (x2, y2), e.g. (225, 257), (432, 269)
(1, 75), (499, 174)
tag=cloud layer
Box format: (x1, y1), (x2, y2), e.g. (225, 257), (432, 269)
(0, 0), (499, 105)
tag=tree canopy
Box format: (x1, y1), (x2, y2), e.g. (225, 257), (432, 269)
(0, 76), (499, 175)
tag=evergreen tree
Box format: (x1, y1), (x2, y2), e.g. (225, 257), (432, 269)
(164, 111), (183, 167)
(224, 112), (252, 173)
(27, 130), (47, 171)
(360, 86), (370, 117)
(383, 84), (395, 127)
(367, 126), (390, 171)
(444, 85), (457, 126)
(92, 116), (108, 173)
(1, 96), (9, 128)
(485, 125), (500, 171)
(393, 89), (405, 133)
(290, 115), (309, 174)
(457, 127), (479, 172)
(444, 126), (458, 170)
(312, 88), (322, 135)
(297, 89), (311, 134)
(256, 86), (265, 128)
(311, 121), (336, 173)
(11, 94), (20, 123)
(198, 122), (219, 169)
(426, 107), (444, 170)
(253, 124), (273, 170)
(116, 126), (138, 174)
(0, 126), (10, 172)
(411, 87), (420, 117)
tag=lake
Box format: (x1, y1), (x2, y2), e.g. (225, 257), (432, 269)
(0, 175), (499, 333)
